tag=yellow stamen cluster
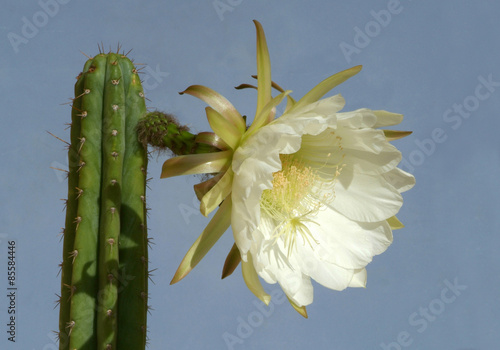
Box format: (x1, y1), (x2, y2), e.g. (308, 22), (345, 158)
(260, 154), (331, 256)
(260, 132), (346, 256)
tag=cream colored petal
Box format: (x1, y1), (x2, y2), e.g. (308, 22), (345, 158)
(253, 20), (272, 121)
(301, 208), (393, 270)
(286, 297), (308, 318)
(382, 167), (416, 193)
(337, 127), (403, 175)
(200, 168), (234, 216)
(195, 132), (230, 151)
(242, 252), (271, 305)
(387, 216), (404, 230)
(289, 65), (362, 113)
(348, 268), (367, 288)
(336, 108), (378, 128)
(247, 221), (315, 307)
(332, 166), (404, 222)
(206, 107), (243, 149)
(232, 98), (340, 255)
(247, 90), (292, 137)
(373, 110), (404, 128)
(161, 150), (231, 178)
(180, 85), (246, 133)
(170, 197), (232, 284)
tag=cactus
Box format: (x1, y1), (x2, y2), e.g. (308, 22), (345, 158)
(58, 50), (149, 350)
(137, 111), (220, 156)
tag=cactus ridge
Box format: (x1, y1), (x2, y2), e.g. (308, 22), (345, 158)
(59, 49), (148, 350)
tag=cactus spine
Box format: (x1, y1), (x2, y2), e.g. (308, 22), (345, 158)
(59, 51), (148, 350)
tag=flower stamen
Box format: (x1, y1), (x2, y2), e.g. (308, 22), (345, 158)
(260, 151), (341, 256)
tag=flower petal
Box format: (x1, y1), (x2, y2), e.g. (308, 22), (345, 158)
(193, 172), (224, 201)
(180, 85), (246, 133)
(287, 297), (308, 318)
(221, 243), (241, 279)
(200, 168), (234, 216)
(161, 150), (231, 178)
(348, 268), (367, 288)
(249, 75), (297, 112)
(387, 216), (404, 230)
(331, 166), (403, 222)
(296, 249), (355, 291)
(206, 107), (243, 149)
(245, 222), (315, 306)
(336, 108), (378, 128)
(170, 197), (232, 284)
(336, 127), (403, 175)
(383, 130), (413, 141)
(382, 167), (416, 193)
(233, 96), (345, 257)
(254, 20), (272, 121)
(373, 110), (404, 128)
(195, 132), (230, 151)
(242, 252), (271, 305)
(247, 90), (292, 137)
(289, 65), (362, 113)
(305, 208), (393, 270)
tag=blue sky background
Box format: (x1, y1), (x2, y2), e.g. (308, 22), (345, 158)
(1, 0), (499, 349)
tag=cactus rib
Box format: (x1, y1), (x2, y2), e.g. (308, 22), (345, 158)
(59, 50), (149, 350)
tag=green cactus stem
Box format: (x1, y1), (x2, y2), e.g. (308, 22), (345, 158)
(59, 50), (148, 350)
(137, 111), (220, 155)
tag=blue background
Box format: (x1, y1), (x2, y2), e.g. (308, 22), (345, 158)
(1, 0), (499, 349)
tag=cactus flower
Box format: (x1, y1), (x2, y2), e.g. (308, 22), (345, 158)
(164, 20), (414, 316)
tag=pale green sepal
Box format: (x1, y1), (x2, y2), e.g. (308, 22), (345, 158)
(287, 297), (308, 318)
(251, 74), (297, 112)
(387, 216), (404, 230)
(170, 197), (232, 284)
(237, 77), (296, 113)
(160, 150), (231, 178)
(206, 107), (243, 149)
(200, 168), (234, 217)
(247, 90), (292, 137)
(180, 85), (246, 133)
(254, 20), (272, 121)
(242, 253), (271, 305)
(221, 243), (241, 279)
(234, 83), (257, 90)
(194, 172), (224, 201)
(195, 132), (230, 150)
(290, 65), (362, 113)
(383, 130), (412, 141)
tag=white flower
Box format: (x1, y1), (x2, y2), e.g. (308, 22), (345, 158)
(231, 96), (415, 309)
(162, 20), (414, 316)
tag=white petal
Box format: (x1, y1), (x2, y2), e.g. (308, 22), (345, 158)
(305, 207), (393, 270)
(277, 271), (314, 307)
(232, 97), (341, 256)
(382, 167), (416, 193)
(331, 166), (403, 222)
(348, 268), (367, 288)
(343, 147), (401, 175)
(231, 127), (301, 257)
(339, 128), (393, 154)
(296, 248), (355, 291)
(249, 224), (314, 306)
(283, 94), (345, 126)
(336, 108), (377, 128)
(298, 127), (403, 176)
(372, 110), (404, 128)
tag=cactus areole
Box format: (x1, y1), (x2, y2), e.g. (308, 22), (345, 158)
(59, 51), (149, 350)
